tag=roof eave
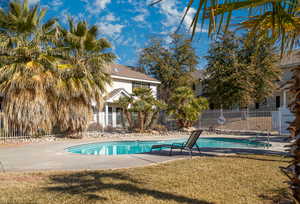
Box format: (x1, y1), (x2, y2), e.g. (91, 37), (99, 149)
(111, 75), (161, 84)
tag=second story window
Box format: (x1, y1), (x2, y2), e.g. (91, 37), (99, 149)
(132, 81), (150, 90)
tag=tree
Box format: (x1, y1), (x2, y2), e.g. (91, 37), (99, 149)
(138, 34), (198, 103)
(167, 87), (208, 129)
(240, 35), (281, 103)
(153, 0), (300, 201)
(0, 1), (115, 136)
(204, 32), (281, 109)
(0, 0), (59, 134)
(204, 31), (255, 109)
(116, 87), (166, 132)
(54, 18), (115, 134)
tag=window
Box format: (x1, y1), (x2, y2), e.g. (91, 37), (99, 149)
(116, 108), (123, 126)
(132, 81), (150, 90)
(276, 96), (281, 108)
(192, 83), (196, 91)
(255, 103), (260, 109)
(108, 107), (113, 126)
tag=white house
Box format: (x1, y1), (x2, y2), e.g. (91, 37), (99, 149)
(93, 64), (160, 128)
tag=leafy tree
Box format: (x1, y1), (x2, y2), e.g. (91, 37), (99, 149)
(138, 34), (198, 103)
(116, 88), (166, 132)
(167, 87), (208, 128)
(204, 32), (281, 109)
(240, 35), (281, 103)
(204, 32), (254, 109)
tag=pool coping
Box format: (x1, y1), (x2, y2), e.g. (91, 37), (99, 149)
(65, 137), (270, 156)
(0, 134), (289, 172)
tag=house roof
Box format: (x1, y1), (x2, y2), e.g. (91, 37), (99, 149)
(104, 88), (130, 102)
(191, 69), (205, 80)
(108, 64), (160, 83)
(279, 50), (300, 68)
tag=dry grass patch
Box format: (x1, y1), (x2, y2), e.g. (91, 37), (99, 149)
(0, 155), (293, 204)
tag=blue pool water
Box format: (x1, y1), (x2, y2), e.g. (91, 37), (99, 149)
(66, 137), (270, 156)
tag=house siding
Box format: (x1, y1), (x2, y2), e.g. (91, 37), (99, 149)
(106, 78), (133, 94)
(91, 74), (160, 129)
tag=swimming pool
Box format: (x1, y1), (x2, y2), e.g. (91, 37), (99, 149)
(66, 137), (270, 156)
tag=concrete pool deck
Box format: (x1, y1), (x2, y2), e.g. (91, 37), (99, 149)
(0, 134), (289, 172)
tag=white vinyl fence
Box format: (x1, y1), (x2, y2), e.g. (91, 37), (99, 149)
(0, 108), (294, 143)
(198, 108), (294, 135)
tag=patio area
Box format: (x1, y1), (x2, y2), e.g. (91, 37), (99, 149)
(0, 133), (289, 172)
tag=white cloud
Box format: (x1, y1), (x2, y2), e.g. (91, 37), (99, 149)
(133, 14), (145, 22)
(158, 0), (207, 33)
(103, 13), (118, 22)
(28, 0), (40, 5)
(158, 0), (181, 27)
(97, 22), (125, 38)
(84, 0), (111, 14)
(183, 7), (208, 33)
(94, 0), (111, 10)
(50, 0), (63, 7)
(132, 8), (149, 23)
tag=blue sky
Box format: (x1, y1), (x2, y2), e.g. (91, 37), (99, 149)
(2, 0), (218, 69)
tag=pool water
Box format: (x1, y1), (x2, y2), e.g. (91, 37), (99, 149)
(66, 137), (270, 156)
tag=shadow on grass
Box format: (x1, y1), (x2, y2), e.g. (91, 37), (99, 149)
(45, 171), (213, 204)
(259, 187), (295, 204)
(148, 147), (289, 162)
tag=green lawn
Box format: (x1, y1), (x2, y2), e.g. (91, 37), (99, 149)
(0, 155), (293, 204)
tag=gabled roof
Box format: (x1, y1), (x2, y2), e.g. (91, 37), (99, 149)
(105, 88), (130, 103)
(108, 64), (160, 83)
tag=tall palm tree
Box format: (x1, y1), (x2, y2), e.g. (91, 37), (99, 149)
(0, 1), (115, 136)
(153, 0), (300, 201)
(54, 19), (115, 134)
(0, 0), (59, 135)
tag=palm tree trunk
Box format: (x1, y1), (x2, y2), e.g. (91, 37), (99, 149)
(138, 112), (144, 132)
(124, 110), (133, 130)
(121, 109), (126, 129)
(287, 67), (300, 202)
(144, 112), (149, 128)
(147, 111), (158, 130)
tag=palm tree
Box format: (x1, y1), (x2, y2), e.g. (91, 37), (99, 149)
(117, 96), (134, 130)
(152, 0), (300, 201)
(167, 87), (208, 129)
(0, 1), (115, 136)
(0, 0), (59, 135)
(54, 18), (115, 135)
(116, 88), (166, 132)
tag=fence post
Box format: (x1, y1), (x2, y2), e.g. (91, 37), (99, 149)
(278, 109), (282, 135)
(246, 108), (249, 131)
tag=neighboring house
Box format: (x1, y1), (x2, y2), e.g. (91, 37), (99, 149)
(249, 52), (296, 111)
(191, 69), (205, 97)
(192, 51), (299, 111)
(92, 64), (160, 128)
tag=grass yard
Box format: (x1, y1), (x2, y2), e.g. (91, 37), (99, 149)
(0, 155), (293, 204)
